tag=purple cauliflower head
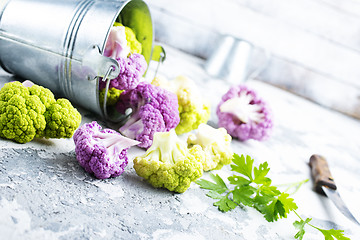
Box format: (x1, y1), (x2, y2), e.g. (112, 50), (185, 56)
(116, 82), (180, 149)
(73, 121), (140, 179)
(99, 53), (147, 91)
(216, 85), (273, 141)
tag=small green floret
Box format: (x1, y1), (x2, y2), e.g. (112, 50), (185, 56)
(114, 22), (142, 54)
(133, 129), (204, 193)
(187, 123), (233, 171)
(99, 87), (124, 106)
(42, 99), (82, 139)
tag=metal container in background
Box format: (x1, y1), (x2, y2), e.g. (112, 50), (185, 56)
(0, 0), (154, 120)
(205, 35), (253, 84)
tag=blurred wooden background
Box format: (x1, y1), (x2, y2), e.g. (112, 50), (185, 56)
(148, 0), (360, 119)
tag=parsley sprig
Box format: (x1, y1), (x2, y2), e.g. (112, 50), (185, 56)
(196, 154), (350, 240)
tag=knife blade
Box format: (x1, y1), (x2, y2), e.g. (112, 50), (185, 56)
(309, 154), (360, 225)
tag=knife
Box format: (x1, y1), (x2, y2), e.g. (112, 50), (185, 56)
(309, 154), (360, 225)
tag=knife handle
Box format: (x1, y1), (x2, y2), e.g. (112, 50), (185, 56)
(309, 154), (337, 194)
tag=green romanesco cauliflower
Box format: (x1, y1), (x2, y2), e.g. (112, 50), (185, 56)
(133, 129), (204, 193)
(152, 75), (210, 135)
(0, 82), (46, 143)
(27, 83), (56, 108)
(0, 81), (81, 143)
(187, 123), (233, 171)
(114, 22), (142, 54)
(99, 87), (124, 106)
(43, 98), (82, 139)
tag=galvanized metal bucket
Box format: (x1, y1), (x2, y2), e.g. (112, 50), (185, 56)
(0, 0), (156, 121)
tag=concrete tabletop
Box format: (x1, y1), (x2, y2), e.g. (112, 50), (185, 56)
(1, 45), (360, 240)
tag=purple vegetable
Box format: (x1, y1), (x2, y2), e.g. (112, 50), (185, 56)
(117, 82), (180, 149)
(99, 53), (147, 91)
(216, 85), (273, 141)
(73, 121), (139, 179)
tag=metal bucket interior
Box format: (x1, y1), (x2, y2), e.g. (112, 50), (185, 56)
(0, 0), (154, 123)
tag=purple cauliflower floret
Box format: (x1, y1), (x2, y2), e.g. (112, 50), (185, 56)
(73, 121), (139, 179)
(99, 53), (147, 91)
(216, 85), (273, 141)
(116, 82), (180, 149)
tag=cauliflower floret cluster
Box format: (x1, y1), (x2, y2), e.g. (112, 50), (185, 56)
(133, 129), (203, 193)
(100, 23), (180, 149)
(0, 81), (81, 143)
(187, 123), (233, 171)
(117, 82), (180, 149)
(152, 75), (210, 135)
(216, 84), (273, 141)
(73, 121), (139, 179)
(100, 23), (146, 108)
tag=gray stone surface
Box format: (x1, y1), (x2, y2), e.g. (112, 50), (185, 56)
(1, 45), (360, 239)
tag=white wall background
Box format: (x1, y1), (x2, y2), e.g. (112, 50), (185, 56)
(148, 0), (360, 119)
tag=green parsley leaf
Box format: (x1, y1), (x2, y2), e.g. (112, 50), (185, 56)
(228, 175), (251, 187)
(278, 192), (298, 215)
(256, 198), (284, 222)
(253, 162), (271, 185)
(231, 154), (254, 181)
(293, 218), (312, 240)
(232, 186), (256, 207)
(318, 229), (351, 240)
(213, 195), (238, 212)
(206, 190), (237, 212)
(196, 173), (228, 194)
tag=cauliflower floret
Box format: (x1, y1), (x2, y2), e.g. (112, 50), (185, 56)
(99, 53), (147, 91)
(104, 24), (131, 59)
(99, 87), (124, 107)
(133, 129), (204, 193)
(73, 121), (139, 179)
(152, 75), (210, 135)
(117, 82), (180, 149)
(187, 123), (233, 171)
(216, 85), (273, 141)
(42, 99), (82, 139)
(113, 22), (142, 55)
(0, 81), (81, 143)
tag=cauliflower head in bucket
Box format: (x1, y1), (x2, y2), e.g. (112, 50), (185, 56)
(133, 129), (204, 193)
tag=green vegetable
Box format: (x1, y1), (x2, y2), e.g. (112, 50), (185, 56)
(152, 75), (211, 135)
(0, 81), (81, 143)
(196, 154), (350, 240)
(187, 123), (233, 171)
(114, 22), (142, 55)
(42, 98), (82, 139)
(99, 87), (124, 106)
(133, 129), (204, 193)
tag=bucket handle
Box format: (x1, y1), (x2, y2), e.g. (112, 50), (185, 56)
(101, 65), (116, 119)
(82, 45), (120, 80)
(151, 45), (166, 79)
